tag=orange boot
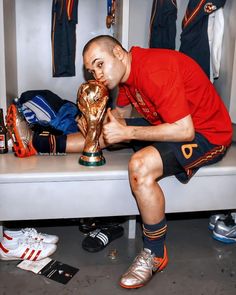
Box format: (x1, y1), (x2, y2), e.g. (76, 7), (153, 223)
(6, 104), (37, 158)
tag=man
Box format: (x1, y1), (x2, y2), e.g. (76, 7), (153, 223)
(82, 35), (232, 289)
(7, 35), (232, 289)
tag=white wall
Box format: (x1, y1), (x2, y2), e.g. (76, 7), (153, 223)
(15, 0), (112, 103)
(4, 0), (17, 107)
(0, 0), (7, 112)
(128, 0), (152, 48)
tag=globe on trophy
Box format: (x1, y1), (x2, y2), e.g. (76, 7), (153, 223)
(77, 80), (109, 166)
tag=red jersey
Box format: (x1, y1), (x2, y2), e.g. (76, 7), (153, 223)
(117, 47), (232, 146)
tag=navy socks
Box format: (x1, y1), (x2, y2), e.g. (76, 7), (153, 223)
(32, 131), (67, 155)
(143, 218), (167, 258)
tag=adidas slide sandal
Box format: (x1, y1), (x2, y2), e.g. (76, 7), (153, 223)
(82, 226), (124, 252)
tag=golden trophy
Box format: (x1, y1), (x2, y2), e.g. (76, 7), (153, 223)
(77, 80), (109, 166)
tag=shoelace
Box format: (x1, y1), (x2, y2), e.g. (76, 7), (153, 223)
(21, 228), (45, 241)
(18, 237), (45, 249)
(130, 251), (154, 271)
(225, 226), (236, 237)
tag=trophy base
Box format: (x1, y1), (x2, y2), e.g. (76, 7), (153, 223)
(79, 151), (106, 166)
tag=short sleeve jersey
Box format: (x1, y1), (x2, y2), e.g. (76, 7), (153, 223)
(117, 47), (232, 146)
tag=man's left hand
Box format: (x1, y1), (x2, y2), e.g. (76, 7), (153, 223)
(103, 108), (129, 145)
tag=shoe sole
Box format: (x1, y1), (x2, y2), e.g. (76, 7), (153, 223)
(212, 232), (236, 244)
(208, 223), (215, 231)
(6, 104), (36, 158)
(0, 247), (57, 261)
(120, 282), (146, 289)
(0, 256), (23, 261)
(0, 252), (55, 261)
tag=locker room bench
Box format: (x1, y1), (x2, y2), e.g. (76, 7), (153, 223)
(0, 143), (236, 240)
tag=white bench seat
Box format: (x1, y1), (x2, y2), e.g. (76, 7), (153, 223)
(0, 144), (236, 239)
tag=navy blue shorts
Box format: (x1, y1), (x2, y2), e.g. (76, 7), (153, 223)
(125, 118), (228, 183)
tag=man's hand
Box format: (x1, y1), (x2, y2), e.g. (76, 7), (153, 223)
(103, 108), (130, 145)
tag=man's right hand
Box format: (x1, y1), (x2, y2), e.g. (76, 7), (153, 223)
(77, 115), (87, 138)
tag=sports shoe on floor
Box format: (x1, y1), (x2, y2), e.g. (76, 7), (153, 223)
(6, 103), (37, 157)
(209, 212), (236, 230)
(208, 214), (228, 230)
(3, 228), (59, 244)
(212, 220), (236, 244)
(0, 238), (57, 261)
(119, 246), (168, 289)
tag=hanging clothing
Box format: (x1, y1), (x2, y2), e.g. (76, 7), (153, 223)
(179, 0), (226, 79)
(208, 8), (225, 81)
(149, 0), (177, 50)
(51, 0), (79, 77)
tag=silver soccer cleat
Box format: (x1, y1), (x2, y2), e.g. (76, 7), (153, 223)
(119, 247), (168, 289)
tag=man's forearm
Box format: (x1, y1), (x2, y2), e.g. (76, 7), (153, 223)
(127, 121), (195, 143)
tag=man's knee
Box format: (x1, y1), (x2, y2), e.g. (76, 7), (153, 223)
(128, 149), (163, 187)
(128, 153), (146, 181)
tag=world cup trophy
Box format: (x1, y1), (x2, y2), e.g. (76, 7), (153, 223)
(77, 80), (109, 166)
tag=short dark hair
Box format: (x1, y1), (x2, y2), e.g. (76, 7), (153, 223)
(82, 35), (126, 56)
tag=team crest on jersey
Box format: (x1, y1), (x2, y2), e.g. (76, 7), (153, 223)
(204, 3), (217, 13)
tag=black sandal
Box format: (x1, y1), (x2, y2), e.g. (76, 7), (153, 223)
(82, 225), (124, 252)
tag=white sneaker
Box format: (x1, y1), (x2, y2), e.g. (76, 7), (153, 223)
(0, 238), (57, 261)
(3, 228), (59, 244)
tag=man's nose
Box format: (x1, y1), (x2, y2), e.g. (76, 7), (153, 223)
(94, 69), (103, 81)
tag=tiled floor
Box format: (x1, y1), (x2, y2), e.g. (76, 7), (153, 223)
(0, 214), (236, 295)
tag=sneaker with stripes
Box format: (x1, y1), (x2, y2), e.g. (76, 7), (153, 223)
(3, 228), (59, 244)
(0, 238), (57, 261)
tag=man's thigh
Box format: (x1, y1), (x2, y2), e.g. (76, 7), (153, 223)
(125, 118), (227, 183)
(125, 118), (184, 178)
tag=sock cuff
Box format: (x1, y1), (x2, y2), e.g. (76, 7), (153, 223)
(143, 218), (167, 240)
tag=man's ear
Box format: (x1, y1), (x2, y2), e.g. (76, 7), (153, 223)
(112, 45), (124, 60)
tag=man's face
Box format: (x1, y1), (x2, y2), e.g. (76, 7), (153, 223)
(83, 43), (125, 90)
